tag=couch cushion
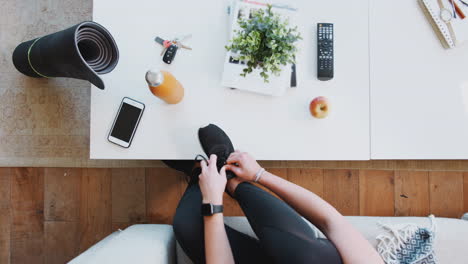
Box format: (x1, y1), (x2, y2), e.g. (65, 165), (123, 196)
(70, 224), (176, 264)
(177, 216), (468, 264)
(69, 230), (122, 264)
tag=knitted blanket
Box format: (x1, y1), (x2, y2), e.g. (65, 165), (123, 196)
(376, 215), (437, 264)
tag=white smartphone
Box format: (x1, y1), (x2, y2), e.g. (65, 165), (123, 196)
(108, 97), (145, 148)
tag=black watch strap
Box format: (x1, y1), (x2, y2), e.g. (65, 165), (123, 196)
(201, 203), (223, 216)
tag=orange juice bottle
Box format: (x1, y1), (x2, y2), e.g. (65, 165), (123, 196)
(145, 69), (184, 104)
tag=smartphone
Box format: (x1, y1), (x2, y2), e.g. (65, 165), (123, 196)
(108, 97), (145, 148)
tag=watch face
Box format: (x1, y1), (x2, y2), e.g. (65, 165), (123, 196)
(440, 8), (453, 23)
(201, 204), (213, 216)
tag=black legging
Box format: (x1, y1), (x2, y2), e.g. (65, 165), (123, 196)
(173, 182), (343, 264)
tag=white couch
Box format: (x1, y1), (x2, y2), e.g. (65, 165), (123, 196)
(70, 215), (468, 264)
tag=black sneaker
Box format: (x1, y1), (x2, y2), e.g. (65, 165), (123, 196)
(162, 156), (205, 184)
(198, 124), (236, 180)
(162, 160), (196, 175)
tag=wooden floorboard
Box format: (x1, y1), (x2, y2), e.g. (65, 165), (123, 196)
(288, 168), (324, 198)
(323, 169), (360, 215)
(394, 171), (430, 216)
(267, 168), (288, 179)
(0, 168), (11, 264)
(44, 221), (79, 264)
(10, 168), (45, 264)
(146, 168), (185, 224)
(111, 168), (146, 224)
(78, 169), (112, 253)
(429, 171), (464, 218)
(464, 172), (468, 214)
(44, 168), (82, 221)
(1, 166), (468, 262)
(359, 170), (395, 216)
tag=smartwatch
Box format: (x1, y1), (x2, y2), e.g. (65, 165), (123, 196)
(201, 203), (223, 216)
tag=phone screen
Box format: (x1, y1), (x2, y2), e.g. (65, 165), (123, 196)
(111, 103), (142, 142)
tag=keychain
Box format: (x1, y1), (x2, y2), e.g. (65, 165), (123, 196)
(154, 35), (192, 64)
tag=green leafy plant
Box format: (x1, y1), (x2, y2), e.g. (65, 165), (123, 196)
(225, 5), (301, 82)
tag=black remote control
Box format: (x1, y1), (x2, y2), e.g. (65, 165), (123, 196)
(317, 23), (334, 81)
(163, 44), (178, 64)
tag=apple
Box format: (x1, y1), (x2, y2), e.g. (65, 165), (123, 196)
(309, 96), (330, 119)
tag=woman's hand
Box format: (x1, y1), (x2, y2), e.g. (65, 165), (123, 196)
(199, 154), (227, 204)
(225, 151), (262, 182)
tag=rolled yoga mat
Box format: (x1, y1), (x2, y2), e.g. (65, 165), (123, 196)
(12, 21), (119, 90)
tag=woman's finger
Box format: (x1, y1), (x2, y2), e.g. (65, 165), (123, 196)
(200, 160), (208, 173)
(227, 153), (240, 164)
(209, 154), (217, 163)
(224, 164), (241, 175)
(220, 166), (227, 177)
(209, 154), (217, 170)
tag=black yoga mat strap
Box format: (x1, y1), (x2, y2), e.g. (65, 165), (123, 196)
(27, 37), (50, 78)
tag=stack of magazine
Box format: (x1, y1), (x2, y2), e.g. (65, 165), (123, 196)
(221, 0), (298, 96)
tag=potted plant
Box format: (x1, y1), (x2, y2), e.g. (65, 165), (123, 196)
(226, 5), (301, 82)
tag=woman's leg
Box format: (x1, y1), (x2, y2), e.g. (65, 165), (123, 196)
(173, 182), (270, 264)
(234, 182), (343, 264)
(173, 183), (206, 262)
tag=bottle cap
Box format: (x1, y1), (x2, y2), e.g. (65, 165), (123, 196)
(145, 69), (164, 87)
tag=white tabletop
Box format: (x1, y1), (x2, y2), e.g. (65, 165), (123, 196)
(91, 0), (370, 160)
(370, 0), (468, 159)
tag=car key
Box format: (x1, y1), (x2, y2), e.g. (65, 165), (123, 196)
(163, 44), (178, 64)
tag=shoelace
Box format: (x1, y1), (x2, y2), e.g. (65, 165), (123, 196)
(195, 154), (208, 163)
(184, 154), (208, 183)
(193, 148), (235, 181)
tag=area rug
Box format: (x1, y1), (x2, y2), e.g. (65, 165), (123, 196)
(0, 0), (160, 167)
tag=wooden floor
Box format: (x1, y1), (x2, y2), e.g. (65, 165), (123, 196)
(0, 167), (467, 264)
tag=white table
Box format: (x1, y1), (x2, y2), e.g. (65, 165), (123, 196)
(91, 0), (370, 160)
(370, 0), (468, 159)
